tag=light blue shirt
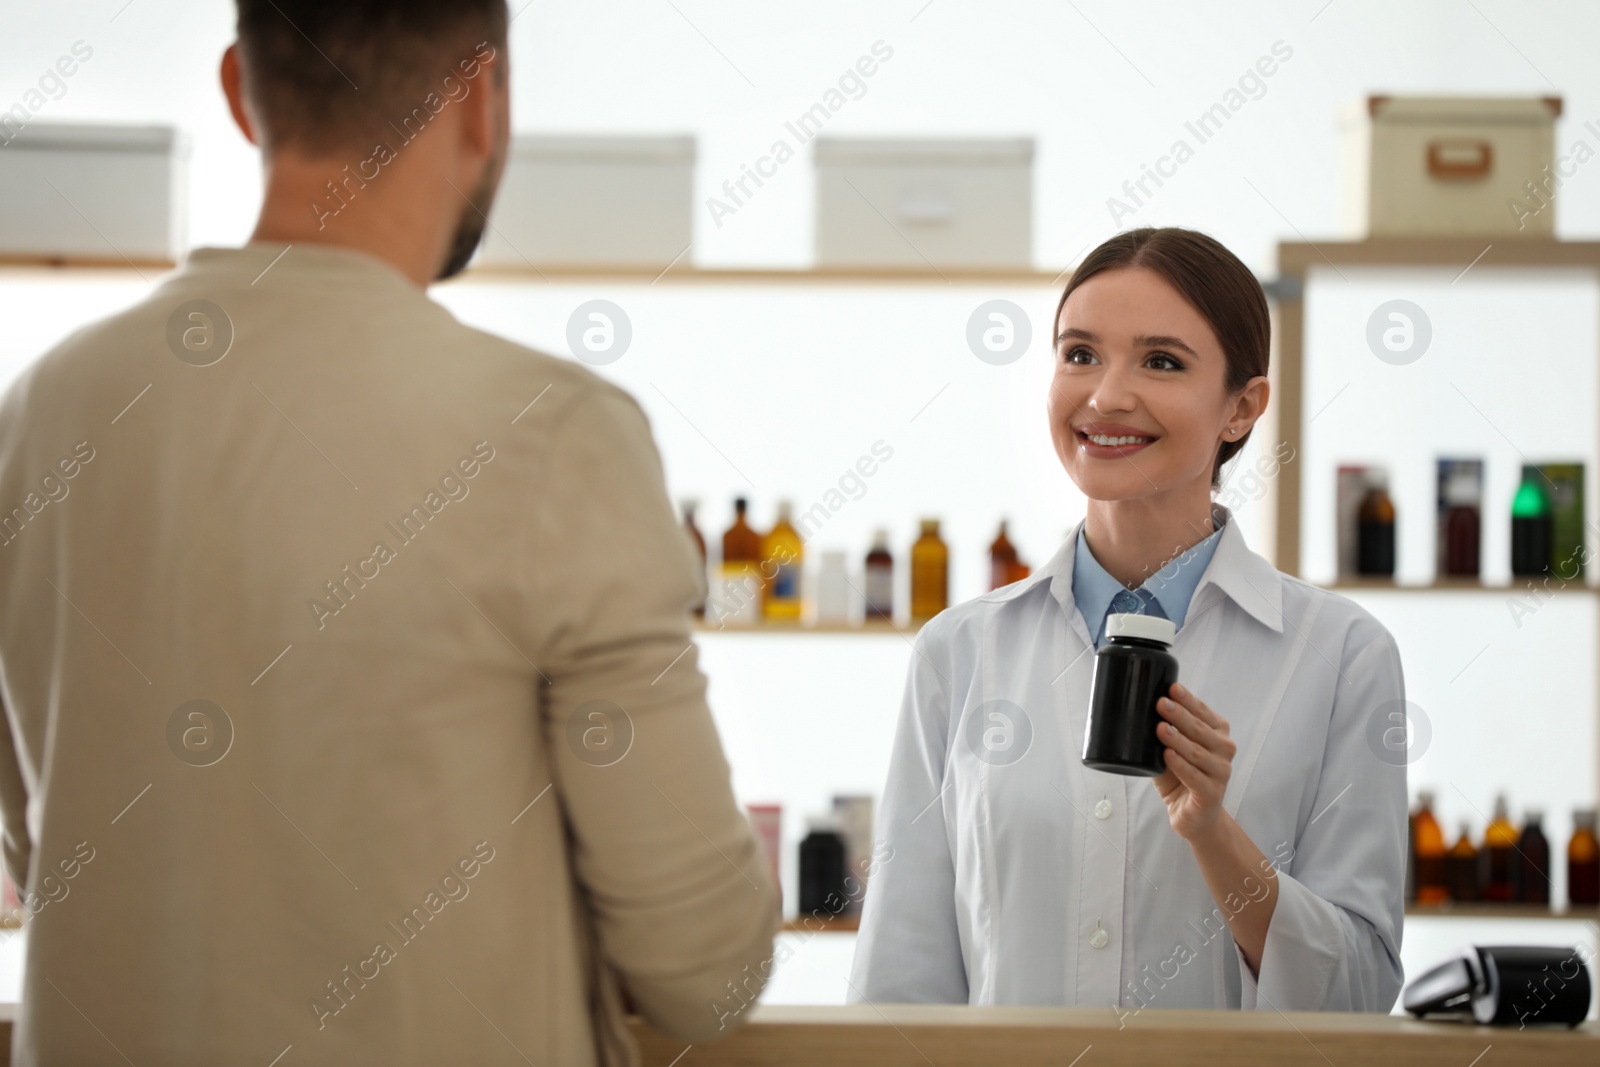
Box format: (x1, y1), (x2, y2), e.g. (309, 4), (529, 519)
(1072, 513), (1226, 647)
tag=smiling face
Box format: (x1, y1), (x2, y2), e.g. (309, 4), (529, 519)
(1048, 266), (1253, 503)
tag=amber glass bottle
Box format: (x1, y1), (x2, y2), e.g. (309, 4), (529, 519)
(1446, 822), (1480, 903)
(1483, 794), (1518, 903)
(1412, 791), (1449, 905)
(762, 500), (803, 621)
(989, 520), (1019, 592)
(910, 518), (949, 622)
(720, 497), (763, 625)
(682, 499), (707, 618)
(1569, 808), (1599, 906)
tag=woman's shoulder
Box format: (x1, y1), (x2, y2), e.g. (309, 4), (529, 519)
(913, 576), (1057, 656)
(1275, 572), (1402, 665)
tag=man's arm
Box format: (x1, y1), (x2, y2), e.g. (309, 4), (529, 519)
(0, 684), (32, 897)
(524, 384), (778, 1042)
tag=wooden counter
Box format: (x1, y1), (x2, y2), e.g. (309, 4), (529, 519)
(630, 1004), (1600, 1066)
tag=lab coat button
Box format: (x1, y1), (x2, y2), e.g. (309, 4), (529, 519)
(1093, 798), (1113, 819)
(1088, 926), (1109, 949)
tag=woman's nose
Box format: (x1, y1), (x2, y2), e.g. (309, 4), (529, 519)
(1087, 361), (1138, 414)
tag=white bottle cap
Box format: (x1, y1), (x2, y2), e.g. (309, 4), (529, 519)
(1104, 612), (1175, 645)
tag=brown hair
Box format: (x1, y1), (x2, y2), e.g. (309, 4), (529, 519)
(235, 0), (509, 155)
(1052, 227), (1269, 491)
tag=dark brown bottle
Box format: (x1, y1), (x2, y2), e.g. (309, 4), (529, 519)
(1413, 791), (1449, 905)
(864, 529), (894, 620)
(1441, 467), (1480, 577)
(1570, 808), (1599, 907)
(682, 499), (707, 618)
(1446, 821), (1481, 903)
(1516, 809), (1551, 906)
(989, 520), (1019, 592)
(1483, 794), (1518, 903)
(1357, 474), (1396, 576)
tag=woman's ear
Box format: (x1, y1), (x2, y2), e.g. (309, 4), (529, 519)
(1229, 375), (1271, 437)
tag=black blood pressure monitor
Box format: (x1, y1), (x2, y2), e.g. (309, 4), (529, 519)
(1403, 945), (1592, 1027)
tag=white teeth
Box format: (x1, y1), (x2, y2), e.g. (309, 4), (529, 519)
(1085, 433), (1153, 446)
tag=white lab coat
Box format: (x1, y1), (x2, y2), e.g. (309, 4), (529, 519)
(848, 504), (1407, 1015)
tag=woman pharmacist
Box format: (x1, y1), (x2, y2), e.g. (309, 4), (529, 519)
(849, 227), (1407, 1015)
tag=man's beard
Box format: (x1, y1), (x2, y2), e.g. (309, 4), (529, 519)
(435, 147), (504, 282)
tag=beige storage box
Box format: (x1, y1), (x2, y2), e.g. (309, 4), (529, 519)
(475, 134), (694, 269)
(1342, 95), (1561, 238)
(814, 137), (1033, 269)
(0, 122), (188, 261)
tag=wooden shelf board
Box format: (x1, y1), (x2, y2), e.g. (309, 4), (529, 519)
(1405, 902), (1600, 921)
(1279, 236), (1600, 275)
(1326, 579), (1599, 594)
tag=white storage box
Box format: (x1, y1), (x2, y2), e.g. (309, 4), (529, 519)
(1342, 95), (1561, 238)
(814, 137), (1033, 269)
(475, 135), (694, 269)
(0, 122), (188, 261)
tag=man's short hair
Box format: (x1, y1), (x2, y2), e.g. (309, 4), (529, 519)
(235, 0), (508, 154)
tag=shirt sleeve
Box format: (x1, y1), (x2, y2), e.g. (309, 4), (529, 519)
(0, 684), (30, 894)
(847, 616), (969, 1004)
(1236, 628), (1407, 1012)
(525, 385), (779, 1042)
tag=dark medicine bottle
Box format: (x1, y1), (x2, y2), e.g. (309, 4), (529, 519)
(1510, 467), (1553, 578)
(797, 815), (848, 916)
(1082, 612), (1179, 777)
(1516, 809), (1551, 906)
(1357, 473), (1396, 577)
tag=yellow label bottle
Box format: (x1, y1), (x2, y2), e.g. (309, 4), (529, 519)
(762, 500), (803, 621)
(910, 518), (948, 623)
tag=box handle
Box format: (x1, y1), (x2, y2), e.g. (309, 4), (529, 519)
(1426, 139), (1493, 180)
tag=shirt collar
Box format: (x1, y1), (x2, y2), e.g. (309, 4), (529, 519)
(1071, 513), (1224, 640)
(981, 502), (1285, 635)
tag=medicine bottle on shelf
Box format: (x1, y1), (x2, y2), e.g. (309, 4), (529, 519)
(1510, 466), (1553, 578)
(1441, 466), (1481, 577)
(1569, 808), (1599, 906)
(910, 519), (948, 622)
(1516, 809), (1551, 906)
(1412, 791), (1449, 905)
(762, 500), (803, 621)
(989, 520), (1020, 591)
(1483, 794), (1518, 903)
(718, 497), (763, 626)
(864, 529), (895, 621)
(1357, 472), (1396, 577)
(1446, 821), (1480, 903)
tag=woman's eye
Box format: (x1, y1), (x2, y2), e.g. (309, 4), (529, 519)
(1063, 346), (1094, 365)
(1148, 352), (1183, 370)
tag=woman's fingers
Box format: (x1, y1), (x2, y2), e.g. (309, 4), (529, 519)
(1158, 715), (1230, 780)
(1158, 693), (1237, 763)
(1161, 747), (1211, 795)
(1171, 682), (1229, 734)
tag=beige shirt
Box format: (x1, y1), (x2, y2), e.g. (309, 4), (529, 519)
(0, 242), (777, 1066)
